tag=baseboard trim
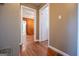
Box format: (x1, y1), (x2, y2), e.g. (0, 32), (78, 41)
(34, 39), (48, 42)
(19, 43), (23, 46)
(48, 45), (70, 56)
(34, 40), (39, 42)
(39, 40), (48, 42)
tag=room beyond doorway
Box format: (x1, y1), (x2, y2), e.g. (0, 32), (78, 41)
(21, 5), (36, 51)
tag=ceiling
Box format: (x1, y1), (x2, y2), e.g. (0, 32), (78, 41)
(21, 3), (46, 9)
(31, 3), (42, 7)
(31, 3), (45, 7)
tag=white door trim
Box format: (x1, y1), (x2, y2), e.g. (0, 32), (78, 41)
(21, 5), (37, 44)
(39, 4), (49, 43)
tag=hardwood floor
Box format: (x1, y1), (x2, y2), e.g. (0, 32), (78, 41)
(20, 35), (62, 56)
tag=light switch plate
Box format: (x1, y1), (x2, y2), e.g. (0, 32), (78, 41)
(58, 15), (62, 19)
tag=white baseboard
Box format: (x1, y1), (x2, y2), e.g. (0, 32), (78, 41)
(19, 43), (23, 46)
(39, 39), (48, 42)
(34, 39), (48, 42)
(48, 45), (70, 56)
(34, 40), (40, 42)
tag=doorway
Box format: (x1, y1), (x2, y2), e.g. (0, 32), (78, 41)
(21, 5), (36, 51)
(39, 4), (49, 42)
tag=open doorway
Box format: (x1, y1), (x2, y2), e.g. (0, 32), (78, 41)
(20, 4), (52, 56)
(20, 5), (36, 53)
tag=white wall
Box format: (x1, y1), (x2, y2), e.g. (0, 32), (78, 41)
(0, 4), (20, 55)
(22, 6), (35, 19)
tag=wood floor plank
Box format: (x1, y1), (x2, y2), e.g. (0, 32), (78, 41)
(20, 35), (62, 56)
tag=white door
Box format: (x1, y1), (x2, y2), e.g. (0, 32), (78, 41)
(39, 4), (49, 41)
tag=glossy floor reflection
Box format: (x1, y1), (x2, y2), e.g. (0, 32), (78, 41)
(20, 35), (62, 56)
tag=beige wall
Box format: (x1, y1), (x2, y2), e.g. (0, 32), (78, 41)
(36, 9), (39, 39)
(49, 3), (77, 56)
(0, 3), (20, 55)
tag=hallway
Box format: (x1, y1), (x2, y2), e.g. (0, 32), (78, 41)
(20, 35), (62, 56)
(0, 3), (78, 56)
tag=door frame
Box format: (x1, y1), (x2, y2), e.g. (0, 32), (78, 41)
(21, 5), (37, 44)
(39, 4), (49, 44)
